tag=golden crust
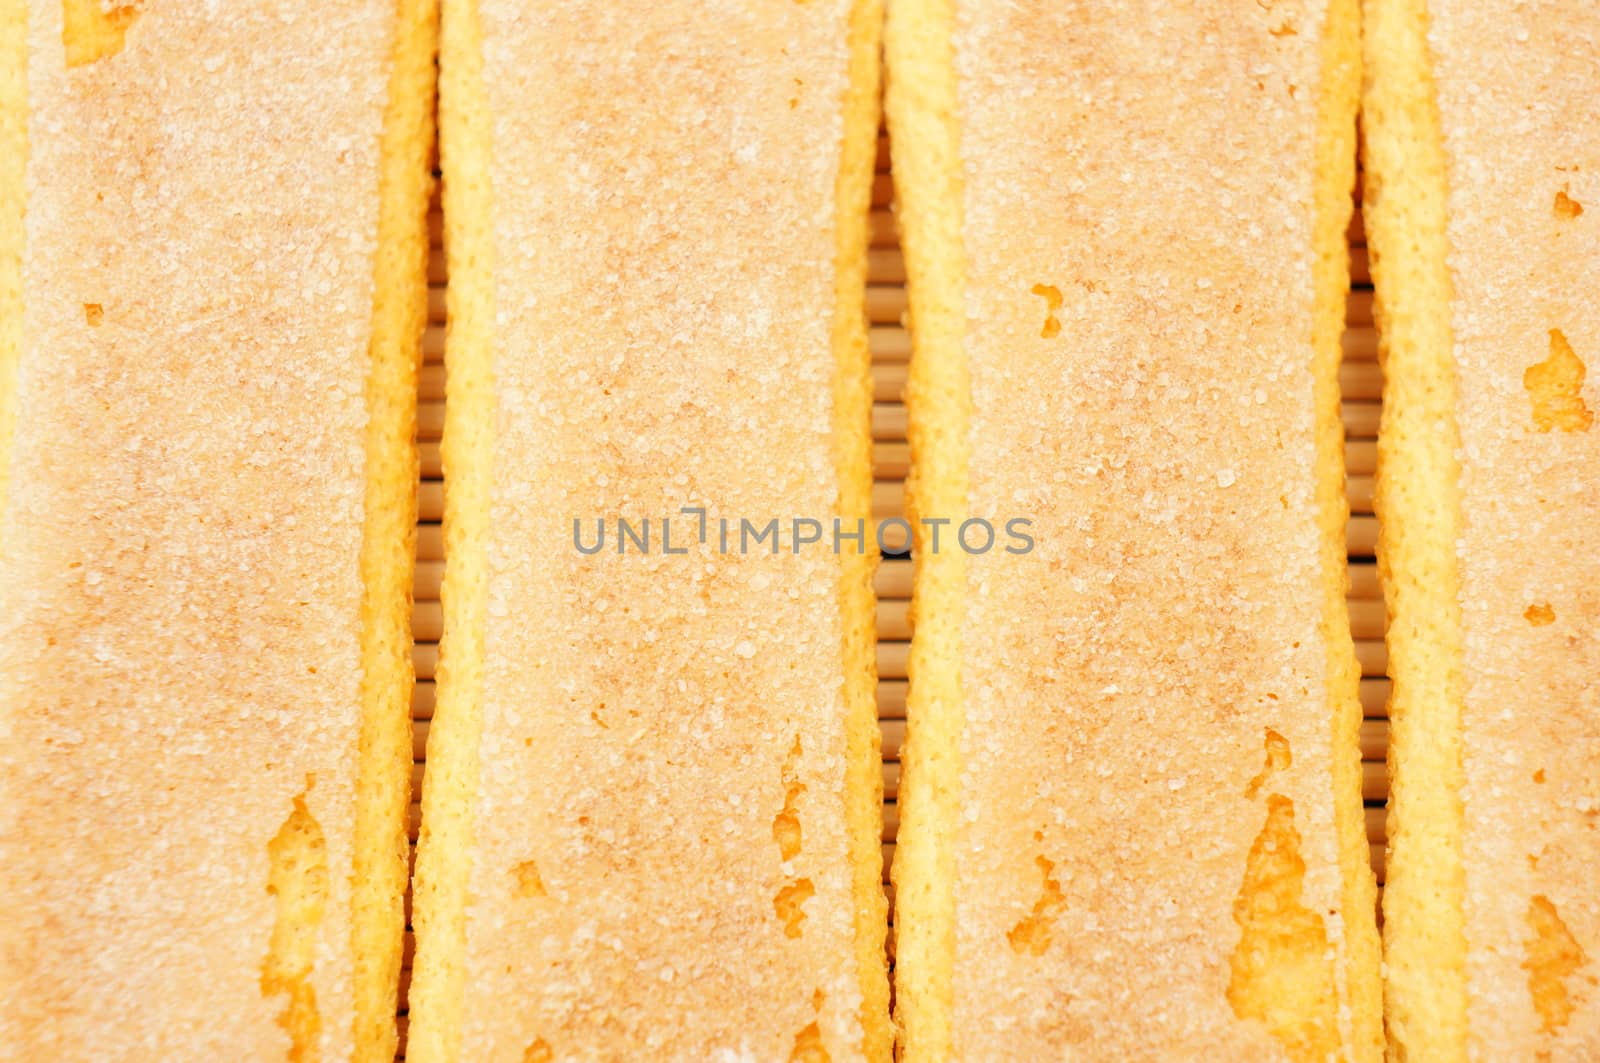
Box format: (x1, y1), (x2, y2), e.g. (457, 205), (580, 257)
(409, 2), (889, 1059)
(830, 2), (894, 1056)
(1314, 3), (1385, 1058)
(0, 4), (430, 1058)
(1362, 0), (1471, 1057)
(350, 0), (438, 1058)
(890, 1), (1379, 1057)
(883, 0), (970, 1056)
(405, 0), (493, 1056)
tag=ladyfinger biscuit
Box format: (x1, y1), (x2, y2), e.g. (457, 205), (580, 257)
(886, 1), (1381, 1057)
(406, 2), (890, 1059)
(1365, 1), (1600, 1057)
(0, 3), (435, 1058)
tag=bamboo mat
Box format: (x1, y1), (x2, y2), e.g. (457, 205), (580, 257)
(394, 124), (1387, 1055)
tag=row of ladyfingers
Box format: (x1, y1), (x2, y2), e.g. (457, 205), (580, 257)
(1, 1), (1595, 1060)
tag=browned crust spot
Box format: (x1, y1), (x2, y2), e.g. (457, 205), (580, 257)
(1554, 187), (1584, 220)
(790, 1020), (831, 1062)
(1005, 849), (1065, 958)
(1029, 283), (1062, 338)
(512, 859), (547, 899)
(773, 736), (806, 862)
(1244, 727), (1294, 800)
(775, 878), (816, 939)
(1523, 894), (1593, 1055)
(1227, 794), (1340, 1062)
(1524, 328), (1594, 433)
(61, 0), (142, 68)
(261, 778), (328, 1063)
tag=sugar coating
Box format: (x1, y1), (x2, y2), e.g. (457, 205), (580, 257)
(0, 4), (394, 1058)
(1428, 3), (1600, 1057)
(946, 1), (1360, 1055)
(440, 3), (873, 1060)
